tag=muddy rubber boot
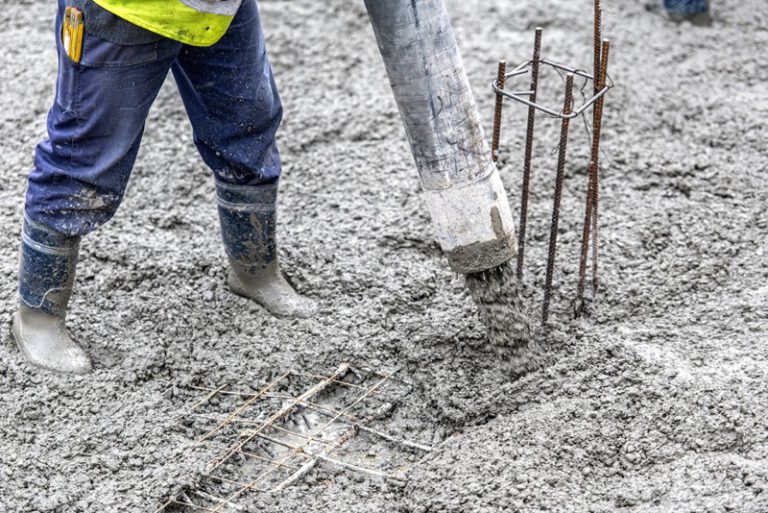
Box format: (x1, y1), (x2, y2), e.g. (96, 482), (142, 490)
(12, 215), (91, 374)
(663, 0), (711, 25)
(217, 180), (317, 319)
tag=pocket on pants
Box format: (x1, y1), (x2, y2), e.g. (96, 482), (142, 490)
(79, 32), (181, 69)
(55, 43), (80, 113)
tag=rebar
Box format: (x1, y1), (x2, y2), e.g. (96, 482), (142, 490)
(591, 40), (611, 295)
(257, 393), (431, 452)
(193, 491), (247, 512)
(268, 424), (331, 444)
(272, 398), (396, 492)
(590, 0), (603, 297)
(239, 450), (301, 472)
(576, 160), (596, 304)
(291, 372), (372, 391)
(302, 400), (433, 452)
(211, 452), (293, 513)
(492, 59), (507, 163)
(188, 384), (228, 413)
(210, 427), (320, 512)
(162, 365), (431, 511)
(576, 0), (606, 304)
(208, 364), (350, 472)
(577, 40), (610, 304)
(198, 370), (291, 443)
(516, 27), (543, 281)
(272, 424), (360, 493)
(172, 499), (217, 513)
(542, 74), (574, 324)
(593, 0), (602, 96)
(247, 430), (297, 451)
(209, 475), (263, 490)
(214, 368), (398, 509)
(311, 451), (406, 482)
(295, 371), (398, 449)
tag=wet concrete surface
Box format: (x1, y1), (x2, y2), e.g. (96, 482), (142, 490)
(1, 0), (767, 511)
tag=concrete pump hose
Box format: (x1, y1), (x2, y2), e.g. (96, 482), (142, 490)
(364, 0), (517, 274)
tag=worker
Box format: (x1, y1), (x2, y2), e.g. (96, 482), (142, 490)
(14, 0), (318, 375)
(663, 0), (711, 24)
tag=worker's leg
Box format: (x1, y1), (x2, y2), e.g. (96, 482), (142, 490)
(171, 0), (317, 319)
(15, 0), (180, 373)
(662, 0), (711, 24)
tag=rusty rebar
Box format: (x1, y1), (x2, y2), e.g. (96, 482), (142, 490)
(577, 39), (611, 304)
(516, 27), (543, 281)
(593, 0), (602, 96)
(575, 0), (603, 306)
(589, 0), (603, 297)
(591, 40), (610, 295)
(542, 74), (574, 324)
(491, 59), (507, 163)
(576, 159), (596, 304)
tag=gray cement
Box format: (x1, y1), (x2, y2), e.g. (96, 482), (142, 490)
(1, 0), (767, 511)
(465, 263), (540, 376)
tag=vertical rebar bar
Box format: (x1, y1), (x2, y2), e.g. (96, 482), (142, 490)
(577, 39), (611, 304)
(593, 0), (602, 96)
(542, 74), (574, 324)
(516, 27), (543, 281)
(577, 0), (603, 304)
(492, 59), (506, 163)
(591, 40), (610, 295)
(576, 158), (595, 303)
(592, 0), (602, 293)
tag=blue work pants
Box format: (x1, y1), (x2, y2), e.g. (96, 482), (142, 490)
(25, 0), (282, 236)
(663, 0), (709, 14)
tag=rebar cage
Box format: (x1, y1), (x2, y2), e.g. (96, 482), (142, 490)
(490, 4), (613, 324)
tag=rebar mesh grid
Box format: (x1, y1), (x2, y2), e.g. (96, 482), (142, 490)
(156, 364), (432, 512)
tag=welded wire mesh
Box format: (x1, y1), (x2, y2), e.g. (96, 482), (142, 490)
(157, 364), (432, 513)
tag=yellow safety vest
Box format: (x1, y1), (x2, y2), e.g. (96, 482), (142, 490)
(91, 0), (241, 47)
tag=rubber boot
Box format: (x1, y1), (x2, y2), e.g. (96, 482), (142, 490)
(217, 180), (317, 319)
(663, 0), (711, 25)
(12, 215), (91, 374)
